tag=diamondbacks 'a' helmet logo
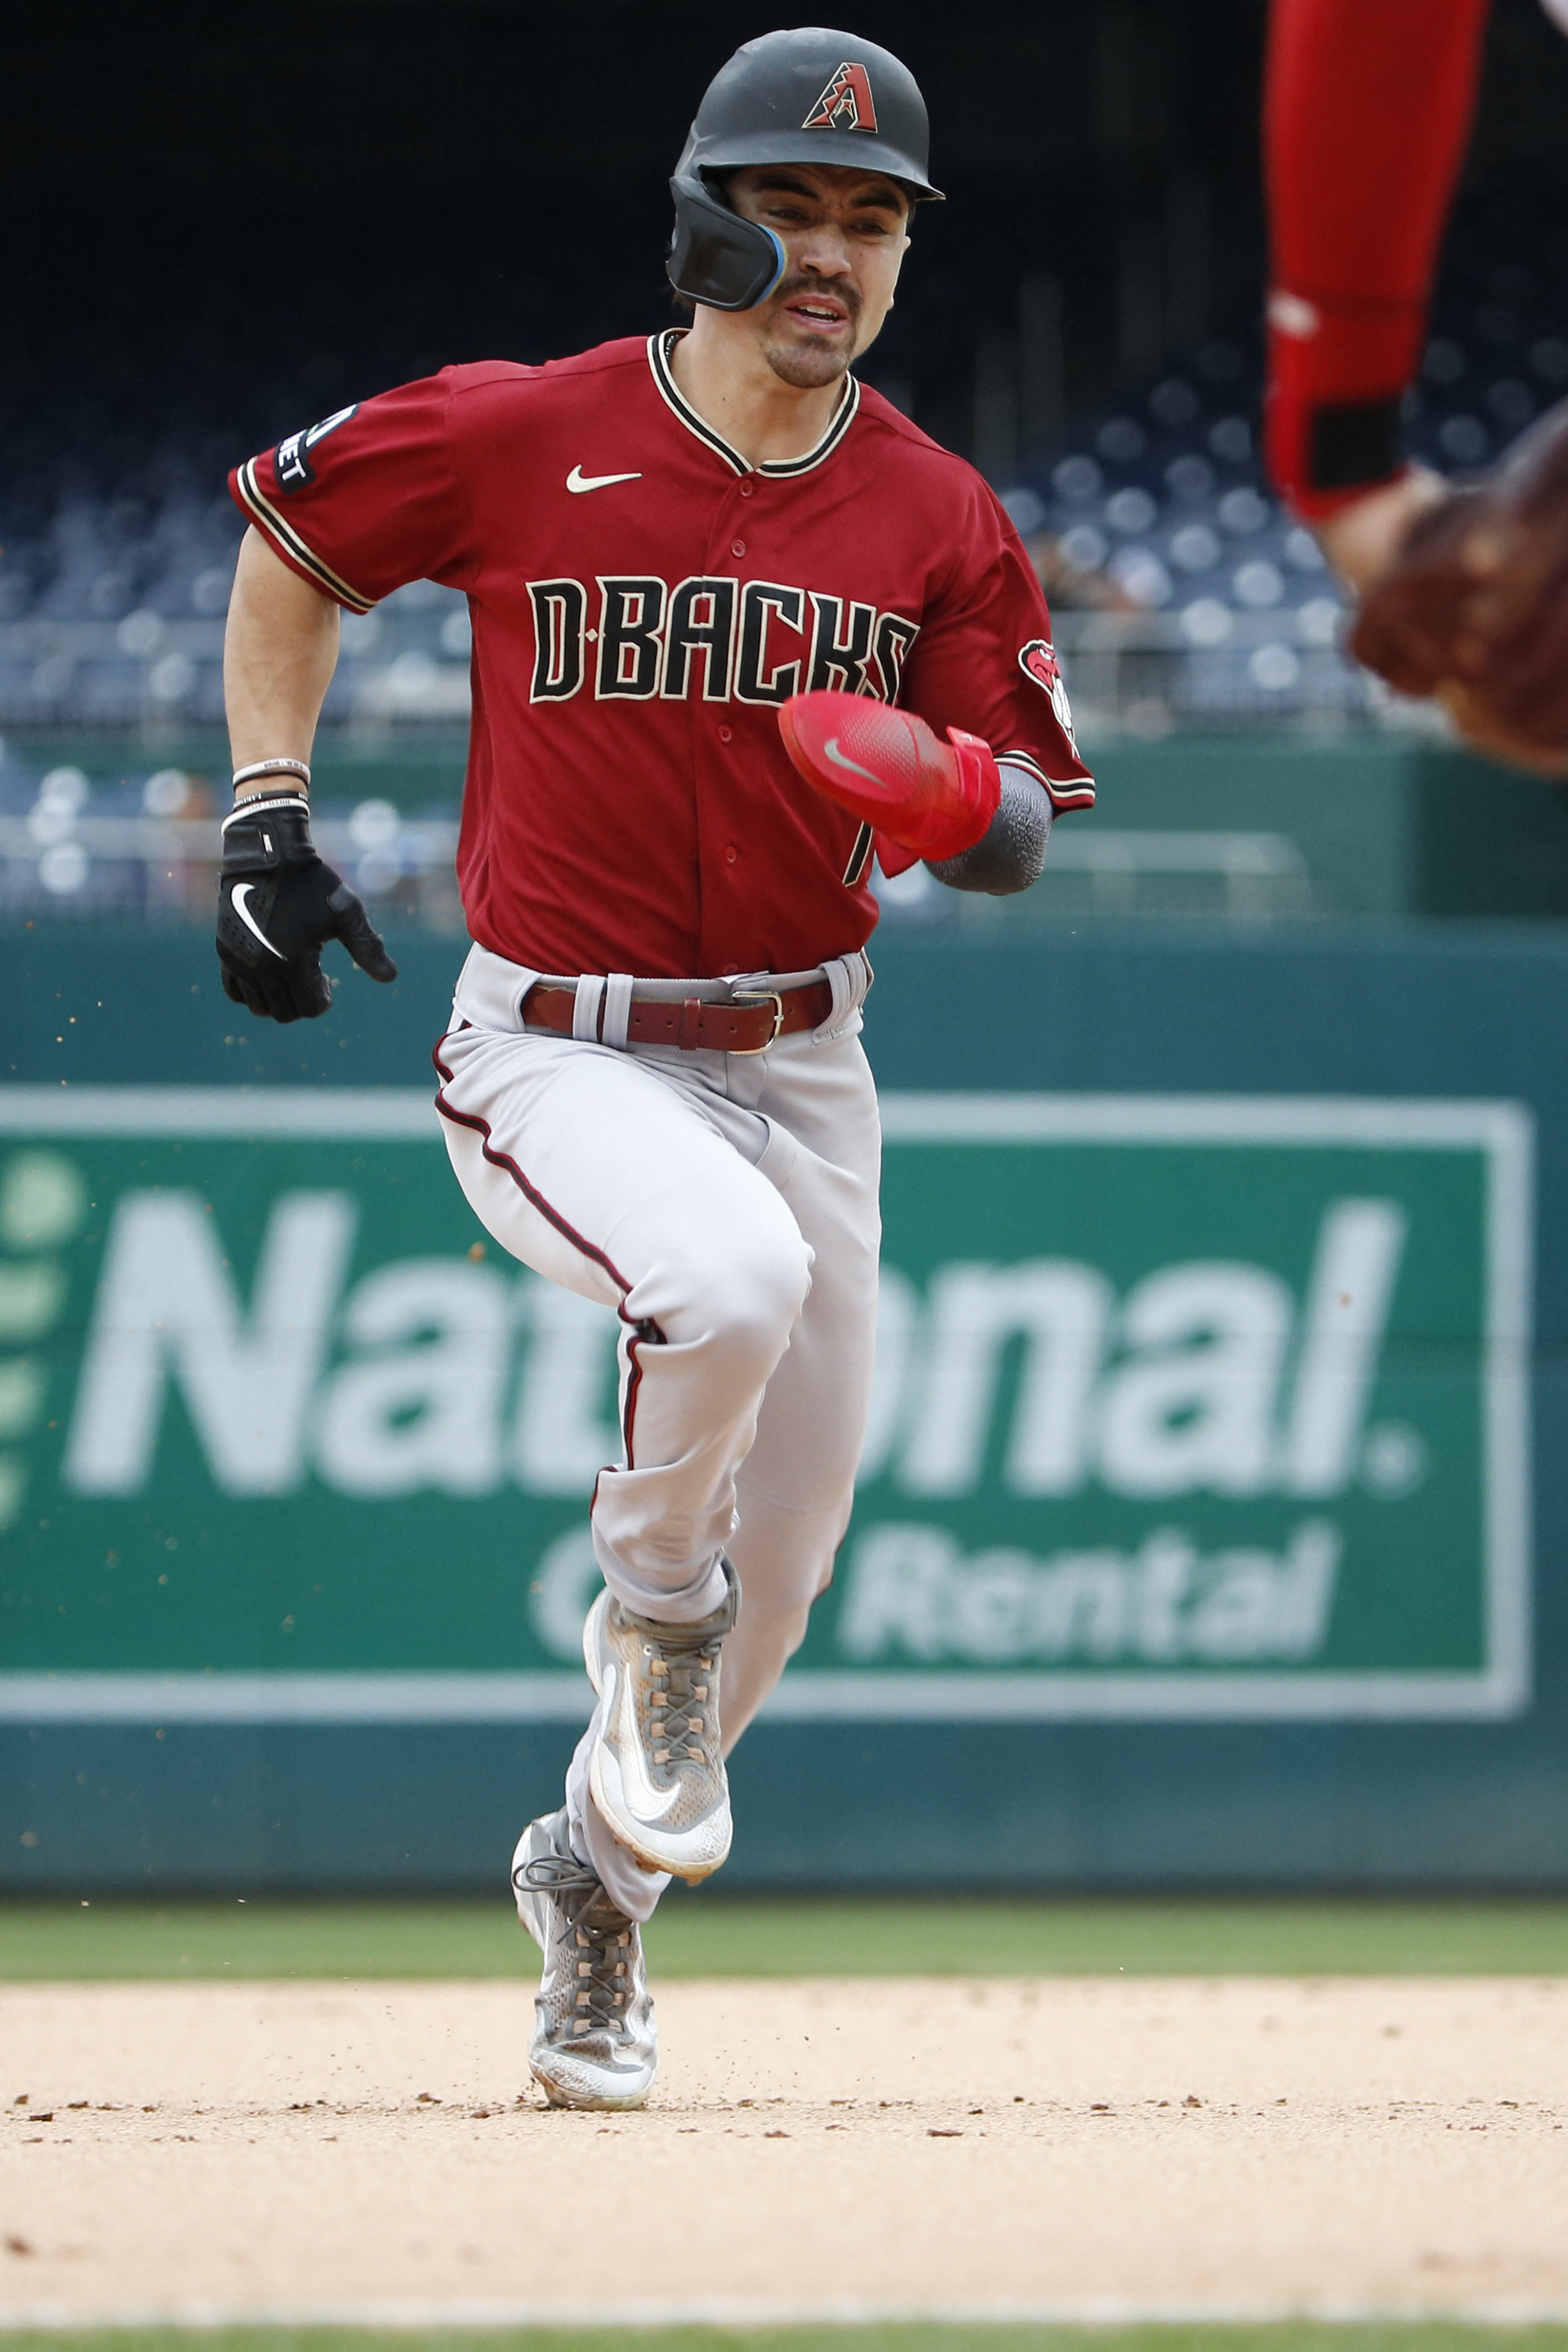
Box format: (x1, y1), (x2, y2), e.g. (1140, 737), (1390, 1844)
(1019, 639), (1079, 753)
(803, 61), (879, 132)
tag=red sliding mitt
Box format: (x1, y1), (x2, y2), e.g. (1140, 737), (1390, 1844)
(778, 691), (1001, 863)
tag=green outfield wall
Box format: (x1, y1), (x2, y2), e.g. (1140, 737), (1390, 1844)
(3, 916), (1568, 1889)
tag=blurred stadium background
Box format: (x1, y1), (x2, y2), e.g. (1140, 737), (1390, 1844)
(6, 0), (1568, 1902)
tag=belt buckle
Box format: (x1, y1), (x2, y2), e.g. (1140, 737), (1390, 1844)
(729, 989), (785, 1054)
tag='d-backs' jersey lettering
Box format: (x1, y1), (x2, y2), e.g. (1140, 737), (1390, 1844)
(807, 593), (878, 695)
(524, 572), (918, 711)
(736, 583), (807, 704)
(231, 332), (1093, 978)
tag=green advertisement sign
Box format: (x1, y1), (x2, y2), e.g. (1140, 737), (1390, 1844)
(0, 1086), (1532, 1724)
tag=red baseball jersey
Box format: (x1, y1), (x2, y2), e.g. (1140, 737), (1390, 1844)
(231, 331), (1093, 978)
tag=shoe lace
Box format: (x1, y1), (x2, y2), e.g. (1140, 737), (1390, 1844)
(643, 1625), (720, 1773)
(516, 1852), (637, 2036)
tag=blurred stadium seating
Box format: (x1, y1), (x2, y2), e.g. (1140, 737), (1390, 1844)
(3, 188), (1567, 927)
(1010, 301), (1568, 738)
(9, 213), (1566, 734)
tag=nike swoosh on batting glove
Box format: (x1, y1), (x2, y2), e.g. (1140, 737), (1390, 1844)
(777, 690), (1001, 863)
(216, 793), (397, 1024)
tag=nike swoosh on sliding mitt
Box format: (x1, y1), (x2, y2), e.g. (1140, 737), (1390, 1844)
(777, 690), (1000, 863)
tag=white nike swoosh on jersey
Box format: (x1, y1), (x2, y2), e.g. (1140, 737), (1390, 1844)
(602, 1657), (690, 1827)
(822, 736), (888, 790)
(566, 465), (644, 494)
(230, 882), (285, 958)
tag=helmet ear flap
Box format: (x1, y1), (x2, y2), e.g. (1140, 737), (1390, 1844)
(667, 172), (786, 312)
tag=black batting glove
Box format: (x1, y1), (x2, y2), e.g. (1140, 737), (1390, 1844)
(216, 793), (397, 1023)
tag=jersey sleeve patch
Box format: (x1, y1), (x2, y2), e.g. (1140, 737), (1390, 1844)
(231, 454), (377, 614)
(273, 405), (359, 495)
(1019, 638), (1081, 752)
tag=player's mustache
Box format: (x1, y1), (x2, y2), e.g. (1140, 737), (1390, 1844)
(770, 275), (861, 320)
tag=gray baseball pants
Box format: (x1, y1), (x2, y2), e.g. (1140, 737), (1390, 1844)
(434, 942), (881, 1918)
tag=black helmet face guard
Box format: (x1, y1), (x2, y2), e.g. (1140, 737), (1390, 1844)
(668, 28), (941, 314)
(668, 157), (791, 315)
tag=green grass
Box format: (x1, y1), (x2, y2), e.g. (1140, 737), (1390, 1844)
(5, 2330), (1568, 2352)
(3, 1894), (1568, 1980)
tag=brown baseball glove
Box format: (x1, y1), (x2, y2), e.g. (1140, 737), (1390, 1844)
(1350, 395), (1568, 775)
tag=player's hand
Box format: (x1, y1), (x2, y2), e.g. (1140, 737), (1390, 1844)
(1314, 468), (1449, 605)
(215, 792), (398, 1022)
(777, 691), (1001, 862)
(1344, 400), (1568, 776)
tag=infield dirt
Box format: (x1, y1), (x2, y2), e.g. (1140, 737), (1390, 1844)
(1, 1978), (1565, 2323)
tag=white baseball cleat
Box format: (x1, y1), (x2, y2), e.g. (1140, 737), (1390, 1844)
(583, 1558), (740, 1882)
(512, 1809), (657, 2111)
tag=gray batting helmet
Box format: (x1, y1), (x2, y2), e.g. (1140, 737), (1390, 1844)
(668, 27), (943, 313)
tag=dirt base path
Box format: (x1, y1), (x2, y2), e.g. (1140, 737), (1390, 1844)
(3, 1978), (1567, 2324)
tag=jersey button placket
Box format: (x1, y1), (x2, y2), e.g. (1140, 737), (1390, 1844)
(695, 484), (754, 968)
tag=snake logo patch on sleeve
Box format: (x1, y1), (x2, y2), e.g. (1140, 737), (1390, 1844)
(1019, 637), (1080, 753)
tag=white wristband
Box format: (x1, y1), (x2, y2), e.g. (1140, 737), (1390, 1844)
(220, 795), (312, 836)
(233, 757), (312, 793)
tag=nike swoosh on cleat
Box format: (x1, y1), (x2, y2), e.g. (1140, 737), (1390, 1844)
(821, 736), (888, 789)
(603, 1659), (690, 1828)
(566, 465), (644, 494)
(230, 882), (285, 958)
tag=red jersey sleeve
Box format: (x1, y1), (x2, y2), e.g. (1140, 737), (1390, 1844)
(229, 374), (476, 611)
(1263, 0), (1490, 518)
(899, 478), (1095, 814)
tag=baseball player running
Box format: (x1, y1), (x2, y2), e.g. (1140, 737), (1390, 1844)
(216, 25), (1092, 2110)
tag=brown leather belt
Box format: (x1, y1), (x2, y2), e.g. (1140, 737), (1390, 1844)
(522, 978), (835, 1054)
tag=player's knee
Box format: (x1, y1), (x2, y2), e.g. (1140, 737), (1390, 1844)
(700, 1222), (813, 1382)
(752, 1591), (814, 1668)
